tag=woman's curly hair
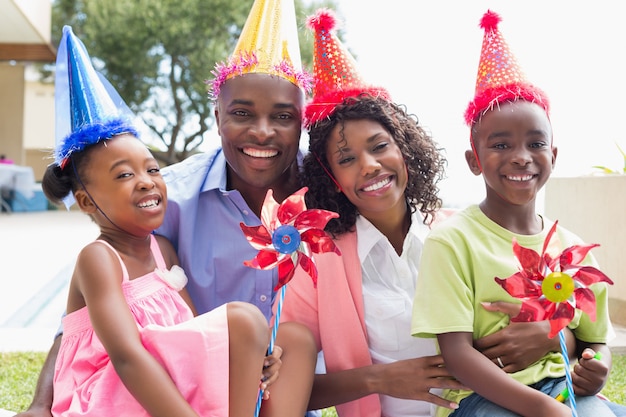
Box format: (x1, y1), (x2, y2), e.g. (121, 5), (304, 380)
(301, 94), (447, 237)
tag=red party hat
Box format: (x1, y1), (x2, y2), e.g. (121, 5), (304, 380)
(304, 8), (390, 127)
(464, 10), (549, 126)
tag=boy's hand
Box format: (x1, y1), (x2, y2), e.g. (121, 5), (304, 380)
(572, 348), (609, 396)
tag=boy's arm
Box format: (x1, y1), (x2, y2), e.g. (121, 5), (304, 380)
(13, 337), (59, 417)
(438, 332), (571, 417)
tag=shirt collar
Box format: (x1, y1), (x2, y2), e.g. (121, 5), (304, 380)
(355, 210), (430, 263)
(201, 149), (228, 193)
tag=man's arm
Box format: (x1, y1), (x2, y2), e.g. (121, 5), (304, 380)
(14, 336), (59, 417)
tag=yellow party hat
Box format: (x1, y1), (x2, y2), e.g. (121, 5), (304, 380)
(210, 0), (311, 98)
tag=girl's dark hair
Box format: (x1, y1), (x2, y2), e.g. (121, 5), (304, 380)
(41, 145), (95, 206)
(301, 94), (447, 236)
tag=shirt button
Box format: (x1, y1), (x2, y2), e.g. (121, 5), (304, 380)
(243, 210), (249, 216)
(260, 295), (268, 302)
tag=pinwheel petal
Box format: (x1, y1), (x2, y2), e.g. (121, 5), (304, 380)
(301, 228), (341, 255)
(512, 239), (542, 279)
(512, 298), (552, 322)
(276, 258), (297, 290)
(574, 287), (597, 322)
(260, 189), (281, 232)
(559, 243), (601, 270)
(573, 266), (614, 286)
(294, 208), (340, 230)
(297, 252), (318, 287)
(547, 302), (575, 338)
(495, 273), (543, 298)
(244, 249), (281, 270)
(240, 223), (273, 249)
(277, 187), (308, 225)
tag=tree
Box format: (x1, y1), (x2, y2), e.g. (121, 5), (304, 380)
(51, 0), (338, 165)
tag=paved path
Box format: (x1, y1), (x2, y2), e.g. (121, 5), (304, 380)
(0, 210), (98, 351)
(0, 210), (625, 353)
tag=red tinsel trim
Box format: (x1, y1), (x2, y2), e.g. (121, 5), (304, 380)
(304, 87), (391, 128)
(464, 83), (550, 126)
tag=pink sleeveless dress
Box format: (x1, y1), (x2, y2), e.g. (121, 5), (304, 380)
(52, 235), (229, 417)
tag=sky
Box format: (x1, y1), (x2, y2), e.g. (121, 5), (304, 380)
(325, 0), (626, 208)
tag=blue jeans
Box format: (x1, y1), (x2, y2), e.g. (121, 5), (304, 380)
(450, 377), (626, 417)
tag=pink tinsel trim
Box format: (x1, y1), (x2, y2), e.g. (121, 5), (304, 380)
(464, 83), (550, 126)
(208, 52), (312, 100)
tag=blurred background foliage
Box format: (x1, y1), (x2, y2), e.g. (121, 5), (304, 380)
(44, 0), (340, 164)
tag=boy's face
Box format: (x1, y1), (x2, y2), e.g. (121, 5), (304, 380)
(215, 73), (304, 192)
(466, 100), (557, 207)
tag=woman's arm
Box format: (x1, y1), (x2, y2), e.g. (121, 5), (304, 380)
(308, 355), (464, 410)
(77, 243), (199, 417)
(438, 332), (571, 417)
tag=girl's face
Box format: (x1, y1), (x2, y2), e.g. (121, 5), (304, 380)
(467, 100), (557, 208)
(325, 119), (408, 219)
(78, 134), (167, 237)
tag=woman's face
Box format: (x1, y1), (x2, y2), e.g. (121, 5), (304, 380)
(325, 119), (408, 219)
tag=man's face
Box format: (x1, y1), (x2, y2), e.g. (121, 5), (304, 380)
(215, 73), (304, 192)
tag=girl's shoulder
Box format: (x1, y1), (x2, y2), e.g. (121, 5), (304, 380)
(153, 234), (178, 269)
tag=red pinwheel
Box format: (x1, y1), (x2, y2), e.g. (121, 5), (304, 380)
(240, 186), (341, 290)
(495, 221), (613, 338)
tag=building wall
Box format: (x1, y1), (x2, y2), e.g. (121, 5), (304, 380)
(24, 69), (55, 181)
(0, 64), (25, 164)
(545, 176), (626, 326)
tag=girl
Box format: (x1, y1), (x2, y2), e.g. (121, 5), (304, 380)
(42, 132), (269, 417)
(41, 25), (314, 417)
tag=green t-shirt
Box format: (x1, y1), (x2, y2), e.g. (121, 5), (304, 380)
(411, 205), (613, 417)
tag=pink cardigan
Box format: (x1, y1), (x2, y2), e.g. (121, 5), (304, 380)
(278, 231), (382, 417)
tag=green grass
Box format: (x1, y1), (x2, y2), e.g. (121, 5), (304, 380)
(1, 352), (624, 413)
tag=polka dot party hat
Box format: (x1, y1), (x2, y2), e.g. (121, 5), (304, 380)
(464, 10), (550, 126)
(304, 8), (390, 128)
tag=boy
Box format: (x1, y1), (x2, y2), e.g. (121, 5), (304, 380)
(411, 10), (622, 417)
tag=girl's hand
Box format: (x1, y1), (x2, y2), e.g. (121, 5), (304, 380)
(259, 345), (283, 399)
(572, 348), (609, 396)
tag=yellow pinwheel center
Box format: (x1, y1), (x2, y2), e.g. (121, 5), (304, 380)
(541, 271), (575, 303)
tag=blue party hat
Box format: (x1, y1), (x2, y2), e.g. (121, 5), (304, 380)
(54, 26), (138, 169)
